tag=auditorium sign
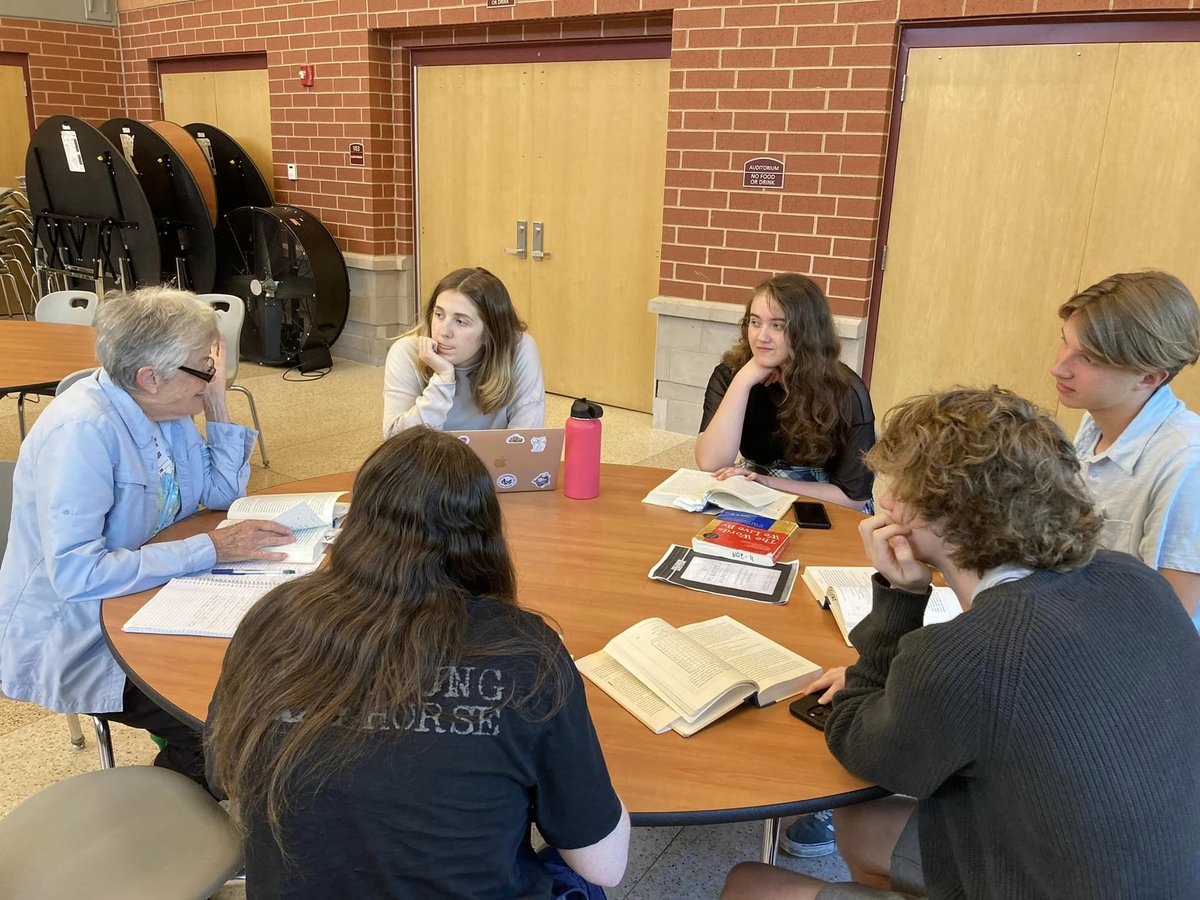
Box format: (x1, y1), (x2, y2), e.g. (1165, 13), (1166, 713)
(742, 156), (784, 189)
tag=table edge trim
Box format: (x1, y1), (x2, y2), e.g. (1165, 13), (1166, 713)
(101, 613), (207, 731)
(629, 786), (890, 826)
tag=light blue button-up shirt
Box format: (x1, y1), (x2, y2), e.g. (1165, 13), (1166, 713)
(0, 369), (256, 713)
(1075, 384), (1200, 630)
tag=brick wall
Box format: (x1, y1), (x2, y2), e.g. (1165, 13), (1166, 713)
(0, 17), (123, 124)
(117, 2), (674, 257)
(117, 2), (388, 251)
(657, 0), (1200, 317)
(14, 0), (1200, 313)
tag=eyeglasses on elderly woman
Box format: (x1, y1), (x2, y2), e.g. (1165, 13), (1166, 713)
(177, 358), (217, 383)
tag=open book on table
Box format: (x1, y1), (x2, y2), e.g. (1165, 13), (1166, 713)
(576, 615), (822, 737)
(642, 468), (795, 520)
(801, 566), (963, 647)
(218, 491), (349, 564)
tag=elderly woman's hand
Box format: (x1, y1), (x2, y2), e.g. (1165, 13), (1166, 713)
(201, 334), (233, 424)
(207, 333), (229, 396)
(210, 519), (294, 563)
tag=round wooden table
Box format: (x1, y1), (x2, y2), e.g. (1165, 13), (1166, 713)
(0, 320), (98, 392)
(102, 465), (887, 856)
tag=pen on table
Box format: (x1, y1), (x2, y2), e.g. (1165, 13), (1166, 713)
(211, 568), (297, 576)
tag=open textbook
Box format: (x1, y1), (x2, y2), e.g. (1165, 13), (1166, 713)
(801, 566), (963, 647)
(642, 469), (795, 520)
(121, 571), (314, 638)
(218, 491), (349, 563)
(576, 616), (822, 737)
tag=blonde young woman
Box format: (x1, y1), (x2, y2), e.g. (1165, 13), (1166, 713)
(383, 267), (545, 436)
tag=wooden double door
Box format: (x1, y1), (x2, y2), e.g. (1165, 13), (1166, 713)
(160, 66), (275, 187)
(416, 57), (670, 412)
(871, 41), (1200, 432)
(0, 61), (31, 189)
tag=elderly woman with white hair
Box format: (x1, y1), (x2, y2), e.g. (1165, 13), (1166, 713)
(0, 286), (291, 785)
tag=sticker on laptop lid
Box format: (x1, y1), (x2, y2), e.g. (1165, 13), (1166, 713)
(531, 436), (547, 452)
(532, 472), (552, 489)
(505, 434), (526, 444)
(496, 473), (518, 489)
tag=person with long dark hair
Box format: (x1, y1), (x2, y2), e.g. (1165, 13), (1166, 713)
(695, 273), (875, 511)
(383, 267), (545, 437)
(206, 427), (629, 897)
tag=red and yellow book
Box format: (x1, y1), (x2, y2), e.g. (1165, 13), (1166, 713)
(691, 512), (798, 566)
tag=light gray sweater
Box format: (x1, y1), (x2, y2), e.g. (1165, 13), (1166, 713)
(382, 332), (546, 437)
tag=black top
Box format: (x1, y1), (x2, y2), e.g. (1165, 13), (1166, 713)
(825, 552), (1200, 899)
(699, 362), (875, 502)
(207, 601), (622, 899)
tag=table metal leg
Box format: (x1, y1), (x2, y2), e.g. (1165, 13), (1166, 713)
(760, 817), (781, 864)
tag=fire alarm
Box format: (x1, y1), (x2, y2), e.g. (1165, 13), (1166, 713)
(298, 65), (315, 87)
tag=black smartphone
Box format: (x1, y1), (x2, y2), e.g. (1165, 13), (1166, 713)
(789, 694), (831, 731)
(792, 500), (832, 530)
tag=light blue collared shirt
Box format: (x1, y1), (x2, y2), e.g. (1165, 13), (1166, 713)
(0, 369), (256, 713)
(1074, 385), (1200, 630)
(972, 564), (1035, 604)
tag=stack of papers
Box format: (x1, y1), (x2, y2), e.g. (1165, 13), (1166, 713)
(649, 545), (798, 605)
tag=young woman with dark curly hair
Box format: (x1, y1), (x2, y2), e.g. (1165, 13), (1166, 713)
(695, 273), (875, 511)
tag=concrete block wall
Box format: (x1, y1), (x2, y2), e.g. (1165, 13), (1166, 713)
(331, 251), (415, 364)
(650, 295), (867, 435)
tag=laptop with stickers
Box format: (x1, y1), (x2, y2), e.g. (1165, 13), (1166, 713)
(449, 428), (566, 493)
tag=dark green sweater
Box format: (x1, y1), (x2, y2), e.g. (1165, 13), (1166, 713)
(825, 551), (1200, 899)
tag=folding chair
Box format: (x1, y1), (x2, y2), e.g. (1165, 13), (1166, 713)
(196, 293), (270, 466)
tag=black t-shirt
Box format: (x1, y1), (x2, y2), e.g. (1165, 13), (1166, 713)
(208, 601), (621, 899)
(699, 362), (876, 503)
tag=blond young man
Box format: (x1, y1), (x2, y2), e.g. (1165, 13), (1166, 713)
(1050, 270), (1200, 622)
(723, 388), (1200, 900)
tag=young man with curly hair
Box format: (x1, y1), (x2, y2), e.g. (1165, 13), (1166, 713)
(1051, 270), (1200, 623)
(723, 387), (1200, 900)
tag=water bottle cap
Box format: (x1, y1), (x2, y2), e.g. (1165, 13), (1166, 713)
(570, 397), (604, 419)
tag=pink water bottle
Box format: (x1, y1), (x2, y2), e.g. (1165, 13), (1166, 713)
(564, 398), (604, 500)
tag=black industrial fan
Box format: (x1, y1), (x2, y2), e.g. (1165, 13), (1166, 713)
(214, 204), (349, 367)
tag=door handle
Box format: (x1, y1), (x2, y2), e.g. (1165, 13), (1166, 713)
(532, 221), (552, 261)
(505, 220), (527, 258)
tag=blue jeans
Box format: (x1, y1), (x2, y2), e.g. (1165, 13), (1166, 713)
(538, 847), (608, 900)
(746, 458), (875, 514)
